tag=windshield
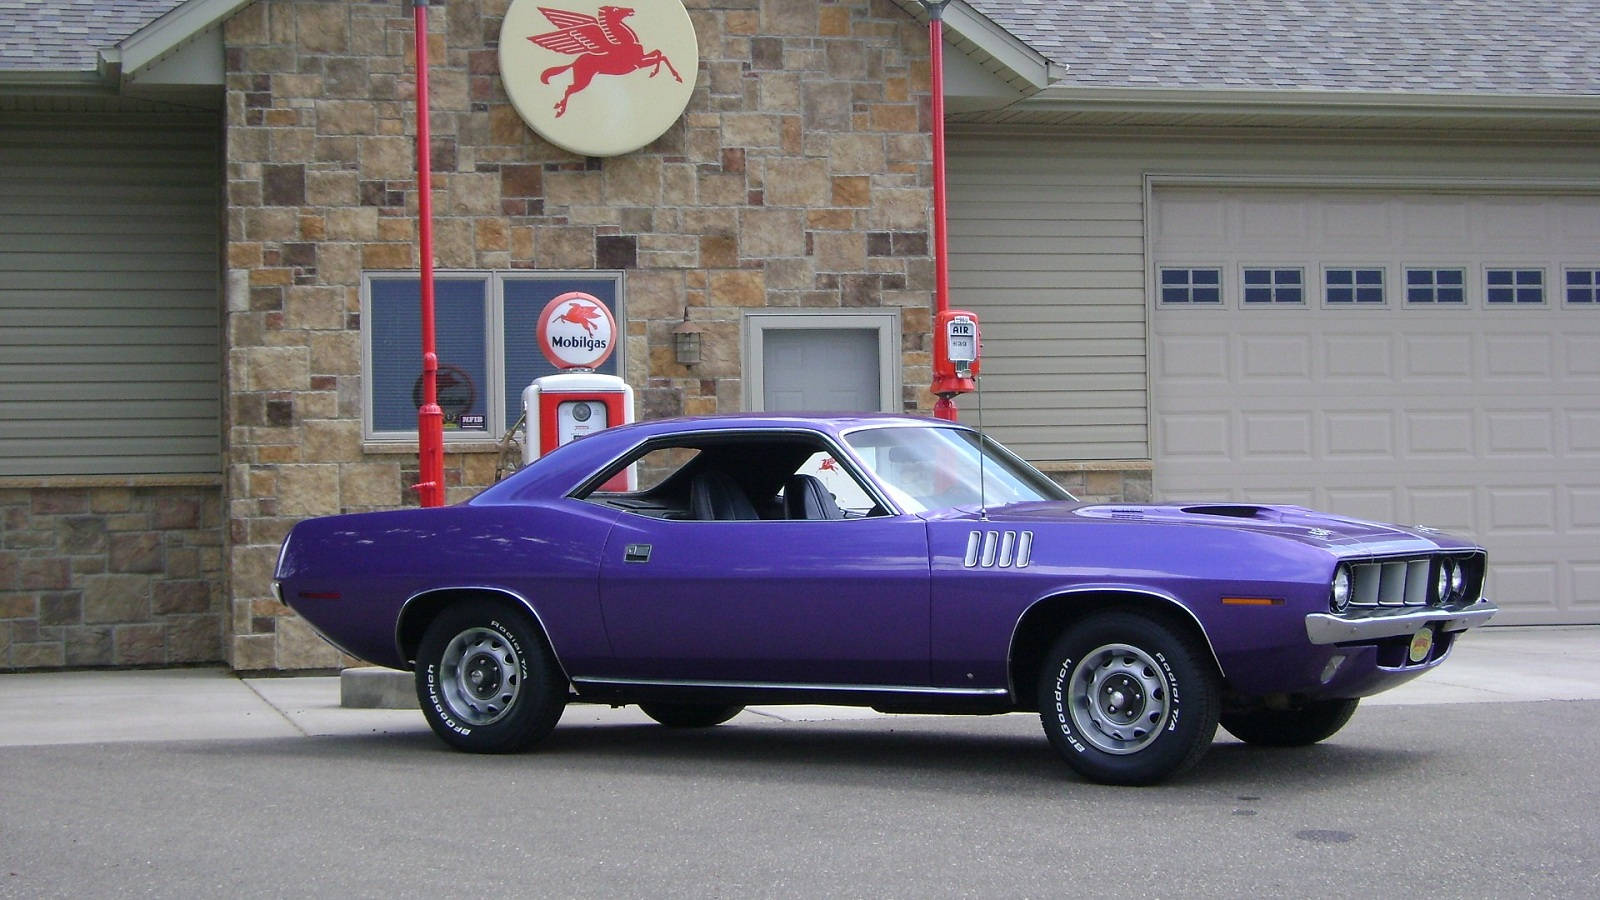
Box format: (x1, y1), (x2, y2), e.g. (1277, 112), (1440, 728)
(843, 424), (1073, 513)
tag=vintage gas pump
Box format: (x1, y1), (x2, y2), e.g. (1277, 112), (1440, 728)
(932, 309), (981, 420)
(518, 291), (635, 489)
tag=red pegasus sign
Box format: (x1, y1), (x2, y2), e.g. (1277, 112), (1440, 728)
(529, 5), (684, 117)
(554, 299), (606, 335)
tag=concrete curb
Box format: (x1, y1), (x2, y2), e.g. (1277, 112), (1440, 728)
(340, 667), (417, 709)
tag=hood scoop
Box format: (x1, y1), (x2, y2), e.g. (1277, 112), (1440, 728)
(1181, 504), (1274, 520)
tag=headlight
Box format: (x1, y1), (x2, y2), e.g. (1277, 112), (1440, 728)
(1450, 560), (1465, 597)
(1331, 565), (1352, 612)
(1436, 562), (1451, 603)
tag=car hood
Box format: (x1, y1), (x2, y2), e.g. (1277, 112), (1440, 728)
(929, 501), (1477, 557)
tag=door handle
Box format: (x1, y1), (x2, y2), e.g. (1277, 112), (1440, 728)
(624, 543), (652, 563)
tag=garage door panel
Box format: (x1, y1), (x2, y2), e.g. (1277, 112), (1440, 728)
(1403, 335), (1475, 378)
(1242, 412), (1314, 460)
(1407, 488), (1478, 533)
(1406, 411), (1477, 458)
(1152, 187), (1600, 625)
(1322, 488), (1399, 525)
(1485, 411), (1557, 456)
(1492, 565), (1560, 613)
(1240, 335), (1314, 378)
(1484, 488), (1559, 536)
(1484, 334), (1556, 379)
(1324, 334), (1395, 379)
(1574, 564), (1600, 608)
(1565, 335), (1600, 377)
(1569, 489), (1600, 531)
(1324, 412), (1395, 458)
(1157, 336), (1229, 379)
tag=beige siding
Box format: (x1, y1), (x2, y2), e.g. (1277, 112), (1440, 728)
(946, 145), (1148, 461)
(947, 132), (1600, 463)
(0, 114), (221, 477)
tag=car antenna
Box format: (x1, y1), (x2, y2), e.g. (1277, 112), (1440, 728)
(974, 369), (988, 521)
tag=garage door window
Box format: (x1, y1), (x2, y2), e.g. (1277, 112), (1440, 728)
(1405, 268), (1467, 304)
(1159, 268), (1222, 304)
(1325, 267), (1386, 305)
(1242, 267), (1304, 305)
(1486, 268), (1545, 304)
(1564, 269), (1599, 304)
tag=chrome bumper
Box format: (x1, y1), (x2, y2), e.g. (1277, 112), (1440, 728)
(1305, 598), (1499, 645)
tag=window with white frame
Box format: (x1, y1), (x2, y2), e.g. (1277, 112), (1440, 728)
(1242, 267), (1304, 304)
(363, 271), (624, 441)
(1485, 268), (1545, 304)
(1567, 268), (1600, 304)
(1158, 267), (1222, 304)
(1405, 267), (1466, 304)
(1324, 267), (1385, 305)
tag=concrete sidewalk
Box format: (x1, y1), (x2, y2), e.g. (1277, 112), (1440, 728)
(0, 625), (1595, 748)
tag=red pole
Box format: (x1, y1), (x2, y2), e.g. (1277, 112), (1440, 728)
(412, 0), (445, 506)
(925, 2), (962, 422)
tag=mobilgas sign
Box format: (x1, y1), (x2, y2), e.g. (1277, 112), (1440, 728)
(499, 1), (699, 157)
(537, 292), (618, 370)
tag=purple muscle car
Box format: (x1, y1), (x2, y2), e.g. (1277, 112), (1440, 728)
(275, 414), (1497, 784)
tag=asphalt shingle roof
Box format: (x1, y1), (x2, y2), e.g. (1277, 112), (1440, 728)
(0, 0), (184, 70)
(970, 0), (1600, 94)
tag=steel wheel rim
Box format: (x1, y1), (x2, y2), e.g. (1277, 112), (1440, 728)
(1068, 642), (1171, 755)
(438, 627), (522, 726)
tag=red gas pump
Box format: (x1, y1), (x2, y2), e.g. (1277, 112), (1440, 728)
(519, 292), (636, 489)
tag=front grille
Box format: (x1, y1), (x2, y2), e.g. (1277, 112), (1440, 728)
(1350, 558), (1433, 607)
(1344, 552), (1484, 609)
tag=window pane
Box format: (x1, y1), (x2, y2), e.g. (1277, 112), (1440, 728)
(502, 276), (623, 428)
(370, 278), (489, 433)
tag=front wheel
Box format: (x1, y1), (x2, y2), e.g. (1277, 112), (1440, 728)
(415, 599), (567, 753)
(1220, 698), (1359, 747)
(638, 702), (744, 728)
(1038, 613), (1219, 785)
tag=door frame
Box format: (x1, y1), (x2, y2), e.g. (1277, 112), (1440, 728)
(741, 309), (902, 412)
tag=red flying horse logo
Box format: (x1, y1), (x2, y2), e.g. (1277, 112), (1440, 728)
(529, 5), (684, 117)
(555, 300), (607, 335)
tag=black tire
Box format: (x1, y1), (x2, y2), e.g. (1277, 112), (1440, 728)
(1220, 698), (1359, 747)
(1037, 612), (1219, 785)
(638, 702), (745, 728)
(414, 599), (567, 753)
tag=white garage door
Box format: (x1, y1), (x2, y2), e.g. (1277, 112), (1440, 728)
(1151, 187), (1600, 625)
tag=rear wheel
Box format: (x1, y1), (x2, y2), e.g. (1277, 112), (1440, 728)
(1038, 612), (1219, 785)
(415, 599), (567, 753)
(1220, 698), (1359, 746)
(638, 702), (744, 728)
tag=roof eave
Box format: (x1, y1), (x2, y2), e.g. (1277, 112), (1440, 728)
(116, 0), (250, 82)
(1020, 85), (1600, 120)
(889, 0), (1063, 97)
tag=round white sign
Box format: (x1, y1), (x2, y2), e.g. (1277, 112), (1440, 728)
(498, 1), (699, 157)
(537, 292), (618, 370)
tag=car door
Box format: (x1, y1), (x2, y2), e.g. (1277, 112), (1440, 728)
(596, 512), (932, 686)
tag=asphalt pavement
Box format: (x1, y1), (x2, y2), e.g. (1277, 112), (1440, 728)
(2, 626), (1599, 898)
(0, 625), (1595, 747)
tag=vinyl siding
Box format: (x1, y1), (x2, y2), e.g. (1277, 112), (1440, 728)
(0, 113), (221, 477)
(946, 146), (1149, 461)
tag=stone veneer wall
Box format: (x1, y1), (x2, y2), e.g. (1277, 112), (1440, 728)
(0, 485), (226, 670)
(223, 0), (938, 668)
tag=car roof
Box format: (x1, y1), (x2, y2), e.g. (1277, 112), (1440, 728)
(468, 412), (965, 505)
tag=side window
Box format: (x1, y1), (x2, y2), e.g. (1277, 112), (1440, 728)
(630, 446), (700, 493)
(787, 452), (877, 516)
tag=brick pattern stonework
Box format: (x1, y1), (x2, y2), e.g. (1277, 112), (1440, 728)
(223, 0), (938, 667)
(0, 486), (226, 670)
